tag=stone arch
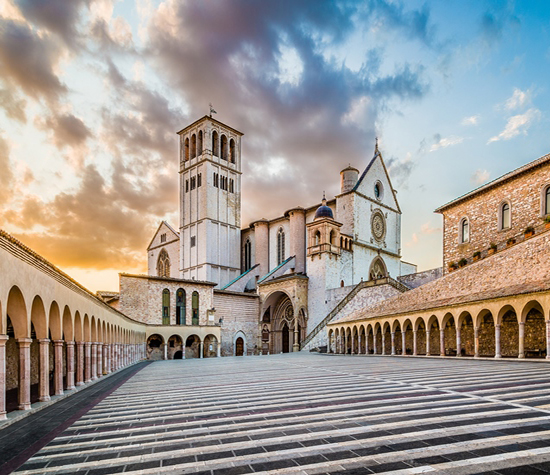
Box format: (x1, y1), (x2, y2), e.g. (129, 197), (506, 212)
(62, 305), (73, 341)
(521, 300), (546, 357)
(229, 138), (236, 163)
(359, 324), (366, 354)
(457, 311), (474, 356)
(442, 312), (456, 356)
(203, 334), (218, 358)
(83, 314), (90, 342)
(49, 304), (63, 340)
(7, 286), (28, 339)
(369, 257), (387, 280)
(167, 334), (183, 360)
(74, 312), (82, 342)
(476, 309), (495, 357)
(402, 318), (413, 355)
(366, 324), (374, 354)
(30, 296), (47, 340)
(185, 334), (201, 358)
(414, 316), (426, 355)
(233, 331), (246, 356)
(427, 315), (440, 356)
(392, 320), (402, 355)
(91, 316), (97, 342)
(498, 304), (519, 357)
(147, 334), (164, 360)
(374, 322), (382, 354)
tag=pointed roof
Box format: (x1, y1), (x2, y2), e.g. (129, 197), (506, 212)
(146, 221), (180, 251)
(351, 142), (401, 213)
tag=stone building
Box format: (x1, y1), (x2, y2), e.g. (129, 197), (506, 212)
(135, 115), (420, 357)
(328, 152), (550, 360)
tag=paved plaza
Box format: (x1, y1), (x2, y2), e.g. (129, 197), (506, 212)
(5, 354), (550, 474)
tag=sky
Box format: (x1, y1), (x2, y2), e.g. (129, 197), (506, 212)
(1, 0), (550, 293)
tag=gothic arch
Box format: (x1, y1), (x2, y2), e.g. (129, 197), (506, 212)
(369, 257), (387, 280)
(157, 249), (170, 278)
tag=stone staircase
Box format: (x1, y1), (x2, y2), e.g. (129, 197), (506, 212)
(300, 277), (410, 350)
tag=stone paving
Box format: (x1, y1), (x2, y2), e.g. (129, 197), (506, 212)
(10, 354), (550, 474)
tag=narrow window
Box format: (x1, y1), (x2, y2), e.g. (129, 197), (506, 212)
(192, 291), (199, 325)
(160, 233), (166, 243)
(162, 289), (170, 325)
(546, 187), (550, 215)
(277, 228), (285, 265)
(221, 134), (228, 160)
(244, 239), (251, 271)
(198, 173), (202, 187)
(315, 231), (320, 246)
(230, 138), (235, 163)
(460, 218), (469, 243)
(185, 138), (189, 161)
(176, 288), (186, 325)
(190, 236), (196, 247)
(501, 203), (511, 229)
(186, 180), (189, 192)
(212, 130), (219, 156)
(198, 130), (203, 155)
(191, 134), (196, 159)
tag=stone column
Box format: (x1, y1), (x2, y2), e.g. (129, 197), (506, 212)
(381, 334), (385, 355)
(358, 332), (362, 354)
(91, 343), (98, 380)
(391, 332), (395, 356)
(66, 341), (75, 390)
(112, 343), (116, 370)
(103, 344), (110, 374)
(402, 331), (406, 356)
(38, 339), (51, 402)
(97, 343), (103, 376)
(163, 344), (167, 360)
(200, 341), (204, 358)
(76, 342), (84, 386)
(495, 324), (502, 358)
(456, 326), (462, 357)
(53, 340), (64, 395)
(0, 335), (8, 420)
(84, 342), (92, 383)
(293, 317), (300, 353)
(426, 331), (430, 356)
(474, 327), (480, 358)
(365, 334), (369, 355)
(440, 329), (445, 356)
(546, 321), (550, 360)
(17, 338), (32, 410)
(373, 333), (377, 355)
(217, 342), (221, 357)
(351, 333), (355, 355)
(413, 331), (417, 356)
(518, 322), (525, 358)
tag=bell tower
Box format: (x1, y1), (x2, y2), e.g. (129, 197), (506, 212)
(177, 116), (243, 287)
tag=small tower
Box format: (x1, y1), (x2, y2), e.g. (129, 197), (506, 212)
(340, 165), (359, 193)
(177, 115), (243, 287)
(306, 195), (342, 259)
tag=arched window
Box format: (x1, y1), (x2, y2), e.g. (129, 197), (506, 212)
(230, 138), (236, 163)
(277, 228), (285, 265)
(185, 138), (189, 161)
(198, 130), (203, 155)
(545, 187), (550, 215)
(221, 134), (228, 160)
(244, 239), (252, 271)
(369, 257), (387, 280)
(157, 249), (170, 277)
(192, 291), (199, 325)
(329, 230), (335, 246)
(212, 131), (219, 156)
(315, 230), (321, 246)
(501, 202), (511, 229)
(162, 289), (170, 325)
(460, 218), (469, 243)
(191, 134), (196, 159)
(176, 288), (186, 325)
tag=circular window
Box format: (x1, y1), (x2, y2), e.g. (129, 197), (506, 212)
(371, 212), (386, 241)
(374, 182), (383, 200)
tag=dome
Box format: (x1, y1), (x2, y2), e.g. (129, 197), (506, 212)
(314, 195), (334, 220)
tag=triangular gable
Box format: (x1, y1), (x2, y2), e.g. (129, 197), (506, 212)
(146, 221), (180, 251)
(352, 145), (401, 213)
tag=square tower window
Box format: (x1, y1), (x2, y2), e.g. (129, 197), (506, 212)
(160, 233), (166, 243)
(191, 236), (196, 247)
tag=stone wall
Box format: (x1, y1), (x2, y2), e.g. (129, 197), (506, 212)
(119, 274), (215, 326)
(440, 160), (550, 272)
(213, 290), (260, 356)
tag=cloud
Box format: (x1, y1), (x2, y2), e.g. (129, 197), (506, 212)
(405, 232), (418, 248)
(0, 135), (14, 206)
(430, 134), (463, 152)
(471, 169), (490, 185)
(144, 0), (432, 222)
(386, 153), (414, 187)
(487, 108), (541, 143)
(504, 87), (530, 111)
(36, 112), (93, 149)
(420, 222), (441, 235)
(480, 9), (520, 46)
(461, 115), (479, 126)
(0, 18), (67, 102)
(0, 86), (27, 122)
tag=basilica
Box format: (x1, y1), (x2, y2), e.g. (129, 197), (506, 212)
(118, 115), (423, 357)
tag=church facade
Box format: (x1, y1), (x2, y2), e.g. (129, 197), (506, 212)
(128, 115), (418, 357)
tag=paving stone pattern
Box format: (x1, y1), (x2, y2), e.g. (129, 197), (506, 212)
(13, 354), (550, 474)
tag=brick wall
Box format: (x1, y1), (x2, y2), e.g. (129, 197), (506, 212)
(440, 162), (550, 272)
(214, 290), (260, 356)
